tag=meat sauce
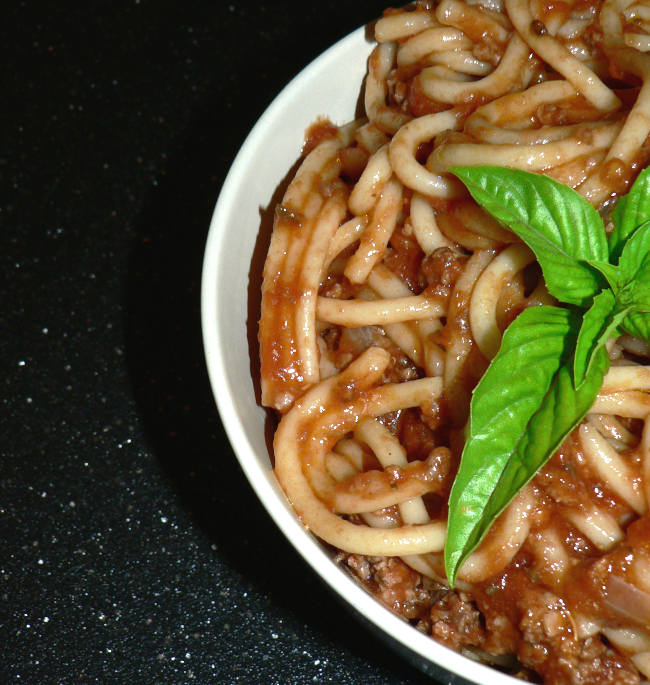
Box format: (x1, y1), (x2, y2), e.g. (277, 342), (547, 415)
(344, 493), (648, 683)
(342, 426), (650, 684)
(261, 3), (650, 678)
(325, 224), (650, 683)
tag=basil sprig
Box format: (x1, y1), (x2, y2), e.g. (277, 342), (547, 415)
(444, 166), (650, 587)
(453, 167), (607, 307)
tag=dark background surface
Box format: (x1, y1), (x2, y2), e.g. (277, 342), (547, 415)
(2, 2), (439, 683)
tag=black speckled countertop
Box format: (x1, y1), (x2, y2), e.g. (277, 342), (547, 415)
(2, 2), (440, 683)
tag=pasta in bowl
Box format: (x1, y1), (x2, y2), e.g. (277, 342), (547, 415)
(204, 1), (650, 683)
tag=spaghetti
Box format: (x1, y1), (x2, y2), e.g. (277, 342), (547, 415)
(259, 1), (650, 682)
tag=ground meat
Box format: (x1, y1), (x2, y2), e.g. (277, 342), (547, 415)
(341, 554), (441, 621)
(326, 325), (420, 382)
(385, 350), (421, 383)
(384, 225), (427, 294)
(421, 246), (468, 302)
(429, 591), (486, 652)
(398, 407), (437, 461)
(341, 548), (642, 683)
(530, 636), (640, 685)
(516, 587), (640, 685)
(476, 568), (641, 685)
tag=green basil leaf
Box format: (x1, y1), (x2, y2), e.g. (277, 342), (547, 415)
(621, 311), (650, 343)
(609, 166), (650, 264)
(610, 193), (628, 240)
(451, 166), (607, 307)
(618, 252), (650, 343)
(590, 225), (650, 344)
(573, 290), (629, 387)
(620, 259), (650, 307)
(617, 221), (650, 285)
(444, 305), (609, 586)
(586, 260), (621, 292)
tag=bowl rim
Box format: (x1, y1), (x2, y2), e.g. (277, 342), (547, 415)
(201, 25), (520, 685)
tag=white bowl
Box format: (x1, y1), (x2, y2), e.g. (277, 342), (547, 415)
(201, 25), (519, 685)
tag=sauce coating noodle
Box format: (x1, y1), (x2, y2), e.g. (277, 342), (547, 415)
(259, 1), (650, 682)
